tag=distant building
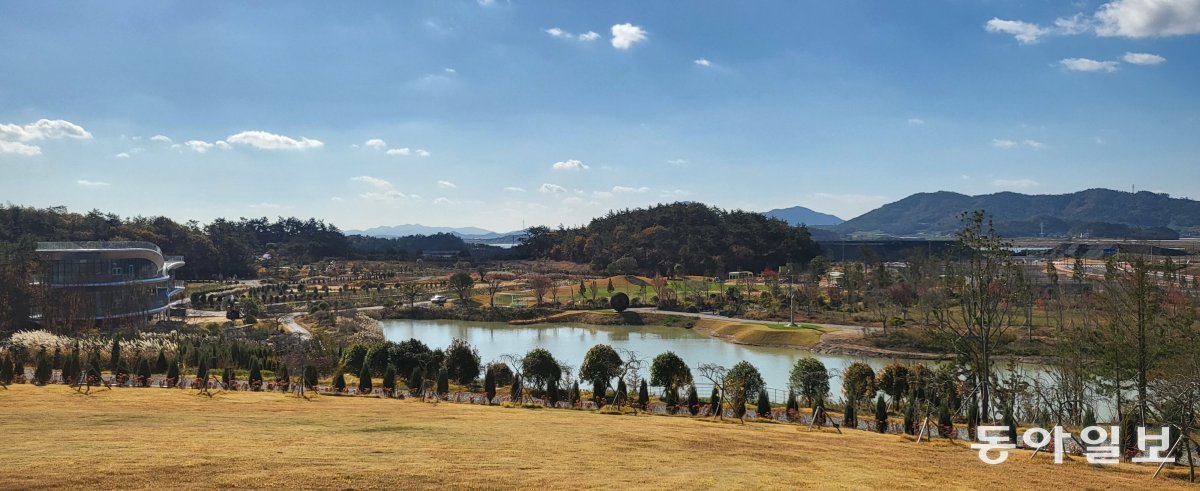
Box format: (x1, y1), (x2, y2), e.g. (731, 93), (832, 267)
(33, 241), (185, 321)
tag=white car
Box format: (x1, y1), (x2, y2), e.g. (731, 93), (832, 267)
(430, 294), (448, 305)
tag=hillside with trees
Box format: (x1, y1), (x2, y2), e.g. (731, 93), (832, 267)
(0, 205), (469, 279)
(836, 189), (1200, 237)
(515, 202), (822, 275)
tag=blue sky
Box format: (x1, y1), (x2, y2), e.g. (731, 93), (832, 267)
(2, 0), (1198, 232)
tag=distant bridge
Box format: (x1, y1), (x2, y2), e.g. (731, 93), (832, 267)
(463, 233), (529, 246)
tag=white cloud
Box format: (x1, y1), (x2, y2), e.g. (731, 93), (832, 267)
(0, 140), (41, 156)
(331, 196), (345, 202)
(992, 178), (1041, 189)
(612, 185), (650, 194)
(352, 175), (406, 202)
(992, 138), (1045, 149)
(539, 183), (566, 194)
(185, 140), (215, 153)
(907, 118), (925, 125)
(444, 68), (456, 74)
(215, 140), (231, 150)
(1054, 13), (1094, 35)
(1122, 51), (1166, 65)
(503, 186), (526, 192)
(666, 159), (688, 166)
(437, 180), (456, 189)
(76, 179), (110, 188)
(1060, 57), (1120, 72)
(1094, 136), (1107, 144)
(611, 23), (647, 49)
(0, 119), (92, 142)
(593, 191), (614, 199)
(150, 135), (172, 143)
(386, 148), (412, 156)
(985, 18), (1050, 44)
(477, 0), (495, 5)
(551, 159), (589, 171)
(114, 152), (131, 159)
(365, 138), (387, 149)
(1095, 0), (1200, 37)
(416, 149), (431, 157)
(227, 130), (323, 150)
(433, 197), (454, 205)
(546, 27), (601, 42)
(694, 58), (712, 67)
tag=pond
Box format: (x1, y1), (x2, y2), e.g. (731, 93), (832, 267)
(382, 319), (982, 403)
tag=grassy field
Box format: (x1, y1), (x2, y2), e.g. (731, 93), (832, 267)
(695, 318), (826, 348)
(2, 385), (1189, 489)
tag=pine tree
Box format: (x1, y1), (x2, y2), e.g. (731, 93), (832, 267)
(1003, 407), (1018, 445)
(109, 336), (122, 372)
(167, 358), (181, 387)
(844, 400), (857, 429)
(710, 387), (721, 416)
(875, 395), (888, 433)
(303, 365), (318, 388)
(34, 349), (52, 385)
(197, 359), (209, 385)
(248, 357), (263, 390)
(277, 364), (290, 390)
(13, 356), (24, 383)
(938, 401), (954, 439)
(483, 365), (496, 403)
(332, 369), (346, 391)
(756, 389), (771, 419)
(135, 357), (152, 387)
(382, 365), (396, 392)
(358, 363), (373, 394)
(436, 367), (449, 394)
(408, 367), (423, 394)
(664, 386), (679, 411)
(510, 375), (522, 401)
(616, 378), (628, 405)
(592, 379), (605, 405)
(638, 380), (649, 409)
(786, 389), (800, 421)
(155, 349), (168, 374)
(687, 385), (700, 416)
(0, 354), (14, 385)
(548, 378), (559, 407)
(903, 397), (916, 435)
(64, 346), (81, 385)
(222, 367), (234, 389)
(571, 380), (581, 406)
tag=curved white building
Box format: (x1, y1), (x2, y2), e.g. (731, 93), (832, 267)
(34, 241), (185, 320)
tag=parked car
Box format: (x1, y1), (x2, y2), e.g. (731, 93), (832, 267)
(430, 294), (448, 305)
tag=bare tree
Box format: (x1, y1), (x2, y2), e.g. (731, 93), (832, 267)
(528, 275), (552, 306)
(931, 211), (1017, 421)
(397, 282), (426, 308)
(697, 363), (729, 420)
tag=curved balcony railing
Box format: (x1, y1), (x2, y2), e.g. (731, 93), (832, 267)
(36, 241), (163, 255)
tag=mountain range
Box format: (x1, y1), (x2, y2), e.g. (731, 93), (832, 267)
(344, 224), (521, 239)
(762, 206), (844, 226)
(835, 189), (1200, 238)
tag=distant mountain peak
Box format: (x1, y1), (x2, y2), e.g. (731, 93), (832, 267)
(345, 223), (523, 240)
(762, 206), (844, 226)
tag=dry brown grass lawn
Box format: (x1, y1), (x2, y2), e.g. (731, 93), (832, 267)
(695, 318), (826, 348)
(0, 385), (1190, 490)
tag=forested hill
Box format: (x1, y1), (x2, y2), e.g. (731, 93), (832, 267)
(515, 202), (822, 275)
(0, 205), (467, 279)
(835, 189), (1200, 238)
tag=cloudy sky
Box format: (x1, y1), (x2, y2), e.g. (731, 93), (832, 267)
(2, 1), (1198, 232)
